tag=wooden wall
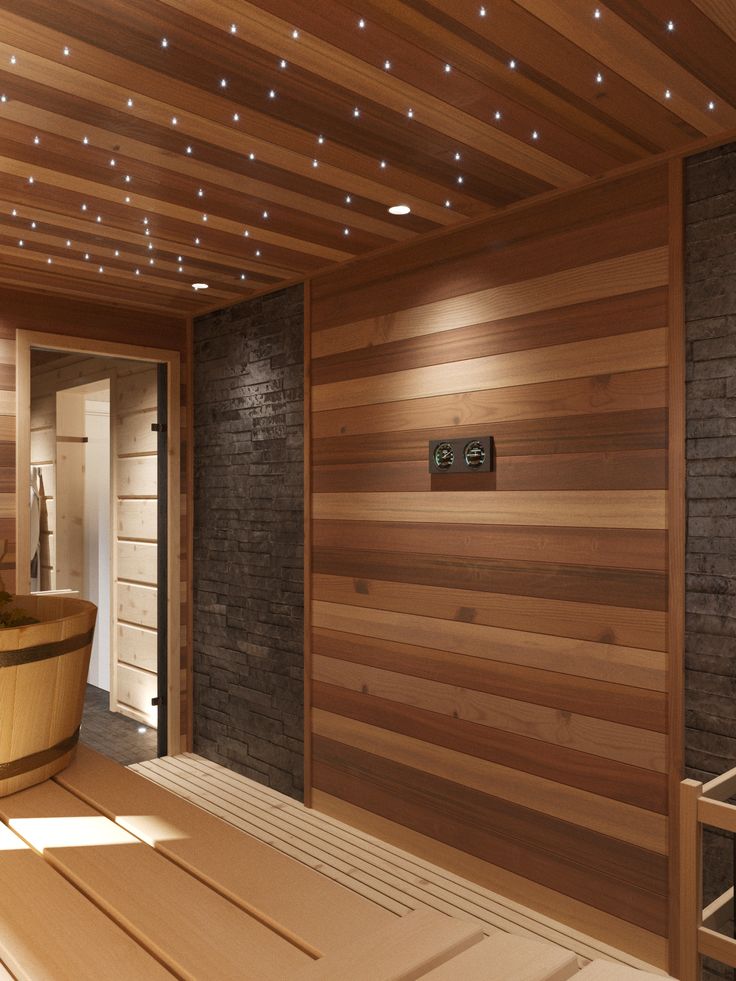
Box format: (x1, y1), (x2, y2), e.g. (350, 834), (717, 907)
(308, 163), (683, 970)
(0, 287), (192, 750)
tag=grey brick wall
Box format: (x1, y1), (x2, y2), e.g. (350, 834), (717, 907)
(686, 142), (736, 979)
(192, 284), (304, 800)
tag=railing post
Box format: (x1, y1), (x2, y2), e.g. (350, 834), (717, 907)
(680, 778), (704, 980)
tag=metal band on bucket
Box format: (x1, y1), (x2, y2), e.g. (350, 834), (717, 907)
(0, 628), (95, 668)
(0, 728), (80, 779)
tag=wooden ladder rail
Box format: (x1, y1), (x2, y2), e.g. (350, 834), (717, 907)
(680, 770), (736, 980)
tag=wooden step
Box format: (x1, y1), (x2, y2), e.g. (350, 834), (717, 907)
(419, 932), (580, 980)
(58, 745), (393, 954)
(292, 907), (484, 980)
(0, 779), (310, 981)
(574, 963), (667, 980)
(0, 822), (172, 981)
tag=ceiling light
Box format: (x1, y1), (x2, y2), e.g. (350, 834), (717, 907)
(388, 204), (411, 215)
(230, 23), (237, 34)
(358, 18), (366, 28)
(63, 46), (70, 56)
(192, 282), (209, 290)
(161, 37), (168, 48)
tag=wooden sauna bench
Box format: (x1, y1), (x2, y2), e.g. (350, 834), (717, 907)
(0, 746), (670, 981)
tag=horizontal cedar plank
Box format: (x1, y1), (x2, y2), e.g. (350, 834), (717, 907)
(311, 248), (668, 359)
(313, 490), (666, 530)
(313, 328), (667, 412)
(313, 544), (667, 608)
(312, 681), (669, 813)
(312, 656), (667, 772)
(312, 407), (668, 465)
(312, 573), (667, 650)
(312, 740), (668, 935)
(313, 448), (667, 493)
(312, 626), (667, 730)
(311, 167), (669, 328)
(312, 601), (666, 691)
(311, 287), (668, 385)
(0, 285), (186, 349)
(312, 738), (668, 889)
(312, 204), (669, 346)
(311, 368), (667, 438)
(312, 708), (667, 853)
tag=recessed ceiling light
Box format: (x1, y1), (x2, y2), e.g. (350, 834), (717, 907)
(388, 204), (411, 215)
(192, 282), (209, 290)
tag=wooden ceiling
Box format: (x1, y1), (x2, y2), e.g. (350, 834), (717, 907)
(0, 0), (734, 316)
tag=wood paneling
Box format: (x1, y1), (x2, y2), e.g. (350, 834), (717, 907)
(0, 3), (733, 313)
(308, 162), (681, 970)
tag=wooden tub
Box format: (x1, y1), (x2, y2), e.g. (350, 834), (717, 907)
(0, 594), (97, 797)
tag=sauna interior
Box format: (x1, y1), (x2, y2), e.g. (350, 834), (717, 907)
(0, 3), (734, 980)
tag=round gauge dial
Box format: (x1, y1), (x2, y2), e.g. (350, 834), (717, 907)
(433, 441), (454, 470)
(464, 440), (486, 468)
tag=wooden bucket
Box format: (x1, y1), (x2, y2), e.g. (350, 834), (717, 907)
(0, 594), (97, 797)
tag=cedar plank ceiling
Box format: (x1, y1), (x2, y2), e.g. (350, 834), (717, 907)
(0, 0), (733, 315)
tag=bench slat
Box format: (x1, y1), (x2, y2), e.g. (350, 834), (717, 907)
(292, 908), (483, 980)
(0, 822), (172, 981)
(419, 933), (579, 980)
(0, 780), (309, 981)
(57, 745), (393, 954)
(574, 964), (667, 980)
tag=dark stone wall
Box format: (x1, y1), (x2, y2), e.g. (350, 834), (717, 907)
(685, 142), (736, 979)
(192, 284), (305, 800)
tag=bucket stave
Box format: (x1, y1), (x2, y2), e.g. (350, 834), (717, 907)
(0, 595), (97, 797)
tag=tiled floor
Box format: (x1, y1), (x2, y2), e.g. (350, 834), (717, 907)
(80, 684), (157, 765)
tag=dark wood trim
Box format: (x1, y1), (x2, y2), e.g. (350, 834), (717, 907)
(303, 278), (313, 809)
(666, 155), (686, 979)
(185, 315), (195, 753)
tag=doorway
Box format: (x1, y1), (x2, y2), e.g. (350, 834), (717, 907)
(18, 331), (181, 763)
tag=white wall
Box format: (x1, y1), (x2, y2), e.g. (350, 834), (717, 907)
(84, 397), (111, 692)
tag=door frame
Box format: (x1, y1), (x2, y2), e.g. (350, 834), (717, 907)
(16, 329), (182, 754)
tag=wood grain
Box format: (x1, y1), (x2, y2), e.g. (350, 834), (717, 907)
(313, 601), (667, 691)
(313, 708), (668, 853)
(312, 574), (667, 650)
(307, 162), (679, 955)
(313, 656), (668, 773)
(312, 627), (667, 730)
(313, 682), (669, 813)
(312, 738), (669, 933)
